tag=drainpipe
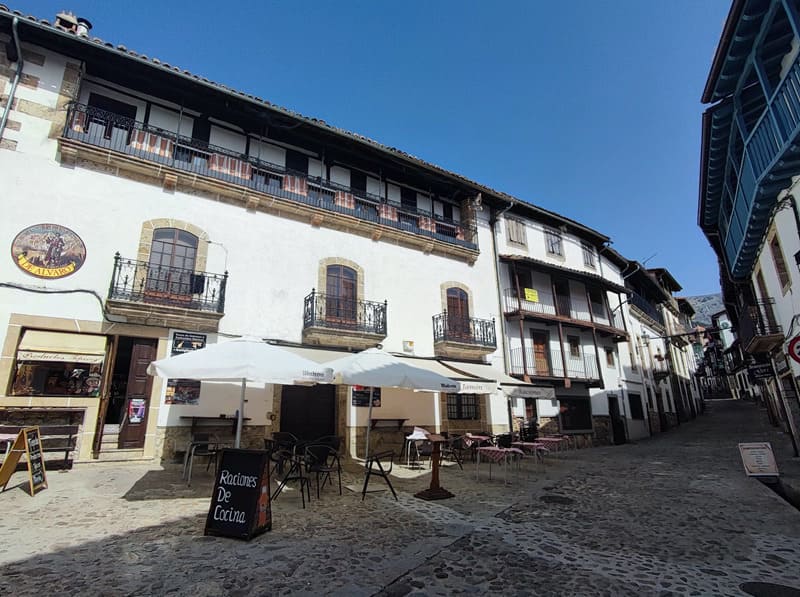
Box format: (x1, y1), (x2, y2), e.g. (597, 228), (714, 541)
(0, 17), (23, 143)
(489, 200), (515, 432)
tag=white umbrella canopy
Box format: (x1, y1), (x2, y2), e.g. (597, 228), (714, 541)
(326, 348), (458, 392)
(325, 348), (459, 460)
(147, 337), (333, 447)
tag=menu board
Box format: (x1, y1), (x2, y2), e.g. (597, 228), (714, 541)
(24, 427), (47, 494)
(204, 449), (271, 540)
(352, 386), (381, 407)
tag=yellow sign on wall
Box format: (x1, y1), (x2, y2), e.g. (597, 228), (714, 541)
(524, 288), (539, 302)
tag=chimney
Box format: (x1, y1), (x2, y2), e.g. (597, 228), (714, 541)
(55, 11), (78, 33)
(76, 17), (92, 36)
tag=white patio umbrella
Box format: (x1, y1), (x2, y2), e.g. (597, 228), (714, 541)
(147, 337), (333, 447)
(324, 348), (459, 460)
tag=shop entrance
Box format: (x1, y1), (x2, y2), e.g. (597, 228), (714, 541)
(280, 384), (336, 442)
(103, 336), (157, 449)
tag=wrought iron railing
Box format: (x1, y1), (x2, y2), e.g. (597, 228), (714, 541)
(509, 347), (599, 380)
(629, 292), (664, 327)
(738, 298), (782, 348)
(432, 312), (496, 347)
(64, 103), (477, 249)
(303, 289), (387, 336)
(502, 288), (625, 334)
(107, 253), (227, 313)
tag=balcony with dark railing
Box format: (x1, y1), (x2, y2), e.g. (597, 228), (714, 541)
(509, 347), (600, 385)
(62, 104), (478, 255)
(502, 287), (627, 340)
(432, 312), (496, 359)
(302, 289), (387, 350)
(629, 292), (665, 328)
(738, 298), (784, 354)
(105, 253), (227, 332)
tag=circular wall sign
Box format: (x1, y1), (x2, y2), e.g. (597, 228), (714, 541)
(10, 223), (86, 279)
(788, 336), (800, 365)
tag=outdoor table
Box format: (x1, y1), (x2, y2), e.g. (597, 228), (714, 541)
(462, 433), (491, 448)
(536, 437), (568, 457)
(511, 441), (549, 465)
(475, 446), (525, 484)
(414, 434), (454, 500)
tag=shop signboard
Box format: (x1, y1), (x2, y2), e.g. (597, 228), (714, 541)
(11, 223), (87, 279)
(748, 363), (773, 381)
(352, 386), (381, 407)
(205, 449), (271, 540)
(166, 332), (207, 405)
(0, 427), (47, 496)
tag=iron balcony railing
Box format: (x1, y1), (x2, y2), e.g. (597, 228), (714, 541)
(629, 292), (664, 327)
(64, 104), (477, 250)
(108, 253), (227, 313)
(509, 347), (599, 380)
(738, 298), (783, 347)
(432, 312), (496, 348)
(303, 290), (387, 336)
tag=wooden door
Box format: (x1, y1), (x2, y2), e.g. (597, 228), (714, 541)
(608, 395), (627, 445)
(280, 384), (336, 442)
(326, 265), (357, 324)
(118, 338), (157, 449)
(530, 330), (551, 376)
(446, 287), (470, 340)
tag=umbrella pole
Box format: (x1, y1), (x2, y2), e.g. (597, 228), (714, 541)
(235, 378), (245, 449)
(364, 388), (374, 464)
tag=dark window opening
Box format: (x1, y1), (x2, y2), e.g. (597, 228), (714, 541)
(446, 393), (480, 420)
(401, 187), (417, 210)
(629, 393), (644, 420)
(559, 398), (592, 431)
(286, 150), (309, 174)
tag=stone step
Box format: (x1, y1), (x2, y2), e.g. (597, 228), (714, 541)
(96, 448), (146, 461)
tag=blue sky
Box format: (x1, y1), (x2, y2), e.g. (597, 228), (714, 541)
(29, 0), (731, 296)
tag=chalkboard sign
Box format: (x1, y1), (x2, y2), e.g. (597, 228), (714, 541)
(352, 386), (381, 407)
(0, 427), (47, 496)
(204, 449), (271, 540)
(25, 427), (47, 495)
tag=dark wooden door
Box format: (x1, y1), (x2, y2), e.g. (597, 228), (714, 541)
(280, 384), (336, 442)
(118, 338), (157, 449)
(656, 389), (669, 431)
(326, 265), (357, 323)
(446, 287), (470, 340)
(608, 395), (627, 445)
(554, 279), (571, 317)
(531, 330), (551, 376)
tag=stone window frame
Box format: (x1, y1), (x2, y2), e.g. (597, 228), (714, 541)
(317, 257), (365, 303)
(136, 219), (210, 273)
(439, 282), (474, 318)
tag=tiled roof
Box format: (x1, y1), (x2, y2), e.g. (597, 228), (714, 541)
(0, 4), (614, 245)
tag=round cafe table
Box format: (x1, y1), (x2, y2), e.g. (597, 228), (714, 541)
(414, 434), (454, 501)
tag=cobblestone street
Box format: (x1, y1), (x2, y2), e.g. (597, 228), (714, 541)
(2, 399), (800, 596)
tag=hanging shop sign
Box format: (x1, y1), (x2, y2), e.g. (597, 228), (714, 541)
(788, 336), (800, 365)
(205, 449), (271, 540)
(11, 223), (86, 279)
(748, 363), (774, 381)
(738, 442), (779, 477)
(165, 332), (207, 405)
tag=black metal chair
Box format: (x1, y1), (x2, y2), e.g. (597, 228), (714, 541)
(362, 450), (398, 501)
(304, 443), (342, 498)
(271, 448), (312, 508)
(182, 433), (221, 486)
(440, 435), (464, 470)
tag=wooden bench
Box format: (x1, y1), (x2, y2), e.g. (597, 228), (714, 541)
(0, 408), (84, 469)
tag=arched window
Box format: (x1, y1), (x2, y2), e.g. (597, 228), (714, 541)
(446, 287), (470, 338)
(146, 228), (199, 295)
(326, 264), (357, 322)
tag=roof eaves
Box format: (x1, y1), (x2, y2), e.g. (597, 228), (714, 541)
(702, 0), (746, 104)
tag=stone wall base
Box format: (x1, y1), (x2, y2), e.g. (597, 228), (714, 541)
(592, 416), (611, 446)
(154, 425), (267, 464)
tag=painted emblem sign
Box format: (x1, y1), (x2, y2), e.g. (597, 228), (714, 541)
(11, 223), (86, 279)
(788, 336), (800, 365)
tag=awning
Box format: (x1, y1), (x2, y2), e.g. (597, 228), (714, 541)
(442, 360), (556, 400)
(17, 330), (107, 364)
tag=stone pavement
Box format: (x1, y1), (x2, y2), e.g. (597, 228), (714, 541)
(1, 399), (800, 596)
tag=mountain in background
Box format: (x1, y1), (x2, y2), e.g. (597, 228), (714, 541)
(684, 293), (724, 327)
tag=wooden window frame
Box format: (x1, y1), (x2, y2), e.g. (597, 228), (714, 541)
(545, 228), (563, 256)
(769, 232), (792, 293)
(506, 217), (527, 246)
